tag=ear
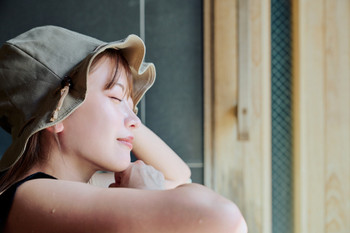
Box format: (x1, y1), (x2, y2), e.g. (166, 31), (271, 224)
(46, 122), (64, 133)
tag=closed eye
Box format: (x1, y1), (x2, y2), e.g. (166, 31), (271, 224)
(110, 96), (122, 102)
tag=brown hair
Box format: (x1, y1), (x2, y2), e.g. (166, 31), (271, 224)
(90, 49), (133, 97)
(0, 49), (133, 192)
(0, 132), (45, 193)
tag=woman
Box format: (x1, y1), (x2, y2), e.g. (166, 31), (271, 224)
(0, 26), (247, 233)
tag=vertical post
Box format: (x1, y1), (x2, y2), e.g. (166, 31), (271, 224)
(203, 0), (215, 190)
(204, 0), (272, 232)
(293, 0), (350, 232)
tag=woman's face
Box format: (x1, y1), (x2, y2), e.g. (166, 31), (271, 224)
(59, 55), (140, 173)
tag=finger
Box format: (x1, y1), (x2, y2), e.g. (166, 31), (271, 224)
(134, 160), (145, 165)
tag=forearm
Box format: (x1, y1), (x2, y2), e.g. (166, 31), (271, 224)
(132, 123), (191, 188)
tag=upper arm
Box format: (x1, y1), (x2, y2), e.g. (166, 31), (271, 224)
(6, 179), (244, 233)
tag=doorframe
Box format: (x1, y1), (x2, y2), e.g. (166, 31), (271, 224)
(203, 0), (272, 232)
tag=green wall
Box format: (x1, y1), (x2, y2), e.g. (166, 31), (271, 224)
(0, 0), (203, 183)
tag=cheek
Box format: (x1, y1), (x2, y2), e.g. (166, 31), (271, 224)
(63, 95), (123, 138)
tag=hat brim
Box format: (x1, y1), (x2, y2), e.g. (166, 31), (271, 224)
(89, 35), (156, 107)
(0, 34), (155, 172)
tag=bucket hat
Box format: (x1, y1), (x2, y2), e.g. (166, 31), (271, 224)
(0, 25), (156, 172)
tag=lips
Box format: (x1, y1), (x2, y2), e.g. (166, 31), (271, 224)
(117, 136), (134, 150)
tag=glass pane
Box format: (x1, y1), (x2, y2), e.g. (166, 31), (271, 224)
(271, 0), (293, 232)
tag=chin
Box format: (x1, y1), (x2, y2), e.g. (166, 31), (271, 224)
(110, 155), (131, 172)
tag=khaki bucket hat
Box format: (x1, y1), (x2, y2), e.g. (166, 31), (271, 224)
(0, 25), (156, 172)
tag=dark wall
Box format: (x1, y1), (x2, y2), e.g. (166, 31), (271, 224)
(0, 0), (203, 183)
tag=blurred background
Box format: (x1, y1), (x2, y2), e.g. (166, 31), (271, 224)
(0, 0), (349, 233)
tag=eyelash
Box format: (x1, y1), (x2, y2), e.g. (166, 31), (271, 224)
(111, 97), (122, 102)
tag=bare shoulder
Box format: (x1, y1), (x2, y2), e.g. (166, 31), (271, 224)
(6, 179), (246, 233)
(6, 179), (107, 233)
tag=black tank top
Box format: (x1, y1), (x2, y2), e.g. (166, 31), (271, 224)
(0, 172), (56, 231)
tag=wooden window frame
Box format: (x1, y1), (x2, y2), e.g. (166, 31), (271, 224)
(203, 0), (272, 232)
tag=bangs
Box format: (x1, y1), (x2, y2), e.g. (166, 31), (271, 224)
(90, 49), (133, 99)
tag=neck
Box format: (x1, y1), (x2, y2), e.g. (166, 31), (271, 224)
(28, 146), (97, 183)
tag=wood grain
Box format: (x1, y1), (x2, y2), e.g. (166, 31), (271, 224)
(204, 1), (271, 232)
(293, 0), (350, 232)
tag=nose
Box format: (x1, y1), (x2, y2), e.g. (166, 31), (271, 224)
(125, 110), (141, 129)
(119, 99), (141, 129)
(121, 101), (141, 129)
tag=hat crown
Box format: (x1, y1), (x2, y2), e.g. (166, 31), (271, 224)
(0, 26), (104, 136)
(7, 25), (103, 78)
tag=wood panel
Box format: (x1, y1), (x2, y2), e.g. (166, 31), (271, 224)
(204, 0), (271, 232)
(324, 1), (350, 232)
(293, 0), (350, 232)
(293, 0), (326, 232)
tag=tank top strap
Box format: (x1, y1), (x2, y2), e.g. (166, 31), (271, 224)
(0, 172), (56, 231)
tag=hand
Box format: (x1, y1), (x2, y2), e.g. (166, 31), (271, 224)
(109, 160), (165, 190)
